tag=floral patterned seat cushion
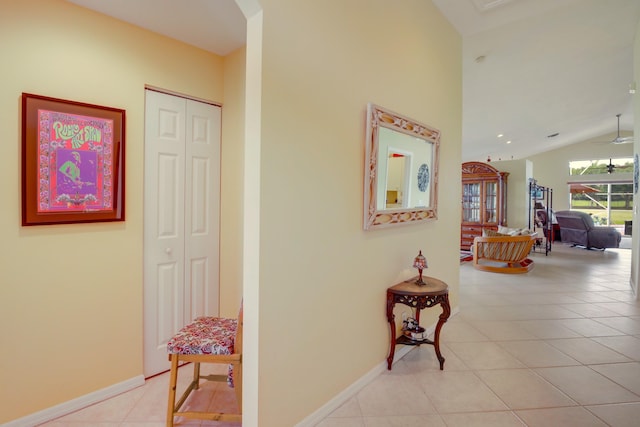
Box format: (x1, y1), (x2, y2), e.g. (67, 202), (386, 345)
(167, 317), (237, 355)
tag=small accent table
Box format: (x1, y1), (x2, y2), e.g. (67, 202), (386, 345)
(386, 276), (450, 370)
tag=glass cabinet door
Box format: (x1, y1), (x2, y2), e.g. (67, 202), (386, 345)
(484, 182), (497, 223)
(461, 162), (508, 250)
(462, 182), (481, 222)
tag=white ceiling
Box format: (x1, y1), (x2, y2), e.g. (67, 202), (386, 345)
(67, 0), (639, 161)
(433, 0), (640, 161)
(66, 0), (247, 56)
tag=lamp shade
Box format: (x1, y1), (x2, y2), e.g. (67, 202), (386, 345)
(413, 250), (427, 269)
(413, 250), (427, 285)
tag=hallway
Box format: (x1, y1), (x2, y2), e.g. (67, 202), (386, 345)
(40, 244), (639, 426)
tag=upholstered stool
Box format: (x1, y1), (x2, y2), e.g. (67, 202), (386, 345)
(166, 308), (242, 427)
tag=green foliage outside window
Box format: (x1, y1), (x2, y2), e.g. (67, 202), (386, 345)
(570, 158), (633, 175)
(570, 183), (633, 225)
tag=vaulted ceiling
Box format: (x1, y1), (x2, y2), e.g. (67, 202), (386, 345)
(67, 0), (639, 161)
(433, 0), (640, 161)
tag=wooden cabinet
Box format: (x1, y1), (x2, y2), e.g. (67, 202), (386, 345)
(461, 162), (508, 250)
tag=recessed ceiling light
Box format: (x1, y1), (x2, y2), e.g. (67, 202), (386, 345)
(506, 140), (512, 144)
(497, 134), (503, 138)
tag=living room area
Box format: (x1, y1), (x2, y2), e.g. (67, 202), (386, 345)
(451, 0), (638, 284)
(459, 129), (634, 280)
(480, 135), (634, 250)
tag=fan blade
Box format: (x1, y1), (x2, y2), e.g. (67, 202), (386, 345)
(611, 136), (634, 144)
(591, 137), (634, 144)
(590, 115), (633, 144)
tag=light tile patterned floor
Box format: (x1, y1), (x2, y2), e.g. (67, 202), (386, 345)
(318, 244), (640, 427)
(40, 243), (639, 426)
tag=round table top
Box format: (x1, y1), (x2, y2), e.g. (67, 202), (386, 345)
(388, 276), (448, 296)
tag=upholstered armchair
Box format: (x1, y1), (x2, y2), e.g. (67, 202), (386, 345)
(555, 210), (621, 250)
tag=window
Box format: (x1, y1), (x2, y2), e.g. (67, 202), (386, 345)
(568, 158), (632, 228)
(569, 157), (633, 175)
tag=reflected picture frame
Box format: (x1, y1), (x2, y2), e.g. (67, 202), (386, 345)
(532, 187), (544, 200)
(21, 93), (125, 226)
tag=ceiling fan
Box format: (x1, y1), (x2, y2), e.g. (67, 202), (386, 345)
(605, 113), (634, 144)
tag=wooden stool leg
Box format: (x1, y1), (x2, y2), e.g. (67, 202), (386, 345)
(233, 361), (243, 413)
(166, 355), (179, 427)
(193, 362), (201, 390)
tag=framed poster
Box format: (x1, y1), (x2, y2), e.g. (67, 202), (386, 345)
(21, 93), (125, 226)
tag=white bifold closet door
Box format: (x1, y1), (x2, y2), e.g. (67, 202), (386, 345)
(143, 89), (221, 377)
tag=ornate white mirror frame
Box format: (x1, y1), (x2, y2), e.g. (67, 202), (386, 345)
(364, 103), (440, 230)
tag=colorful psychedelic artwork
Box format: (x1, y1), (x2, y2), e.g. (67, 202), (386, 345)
(37, 110), (114, 213)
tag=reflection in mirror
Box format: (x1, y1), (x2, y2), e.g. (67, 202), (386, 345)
(384, 147), (409, 209)
(364, 103), (440, 230)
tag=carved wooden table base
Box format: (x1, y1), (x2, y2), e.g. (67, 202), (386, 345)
(386, 276), (450, 370)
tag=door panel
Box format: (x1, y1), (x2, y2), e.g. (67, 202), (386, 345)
(184, 99), (220, 322)
(189, 257), (208, 319)
(191, 157), (210, 234)
(158, 154), (180, 236)
(157, 262), (181, 345)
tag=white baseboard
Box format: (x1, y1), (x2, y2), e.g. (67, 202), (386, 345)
(6, 308), (461, 427)
(294, 345), (413, 427)
(4, 375), (145, 427)
(296, 307), (459, 427)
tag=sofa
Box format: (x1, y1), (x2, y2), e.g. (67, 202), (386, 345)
(555, 210), (621, 250)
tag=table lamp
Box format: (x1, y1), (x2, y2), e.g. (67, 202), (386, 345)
(413, 250), (428, 285)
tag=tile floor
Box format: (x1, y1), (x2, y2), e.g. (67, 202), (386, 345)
(41, 361), (240, 427)
(317, 243), (640, 427)
(41, 243), (639, 426)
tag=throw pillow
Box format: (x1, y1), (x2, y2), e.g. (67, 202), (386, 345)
(483, 228), (508, 237)
(497, 226), (533, 236)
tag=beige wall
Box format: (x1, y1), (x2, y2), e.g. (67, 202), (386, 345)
(11, 0), (636, 424)
(0, 0), (242, 423)
(220, 46), (247, 316)
(491, 159), (533, 229)
(254, 0), (461, 424)
(1, 0), (463, 425)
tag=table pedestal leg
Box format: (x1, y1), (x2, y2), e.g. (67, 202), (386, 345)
(386, 331), (395, 370)
(386, 292), (396, 370)
(433, 294), (451, 370)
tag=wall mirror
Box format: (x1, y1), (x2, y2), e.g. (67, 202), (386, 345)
(364, 103), (440, 230)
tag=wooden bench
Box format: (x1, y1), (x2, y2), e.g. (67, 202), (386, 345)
(472, 234), (537, 274)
